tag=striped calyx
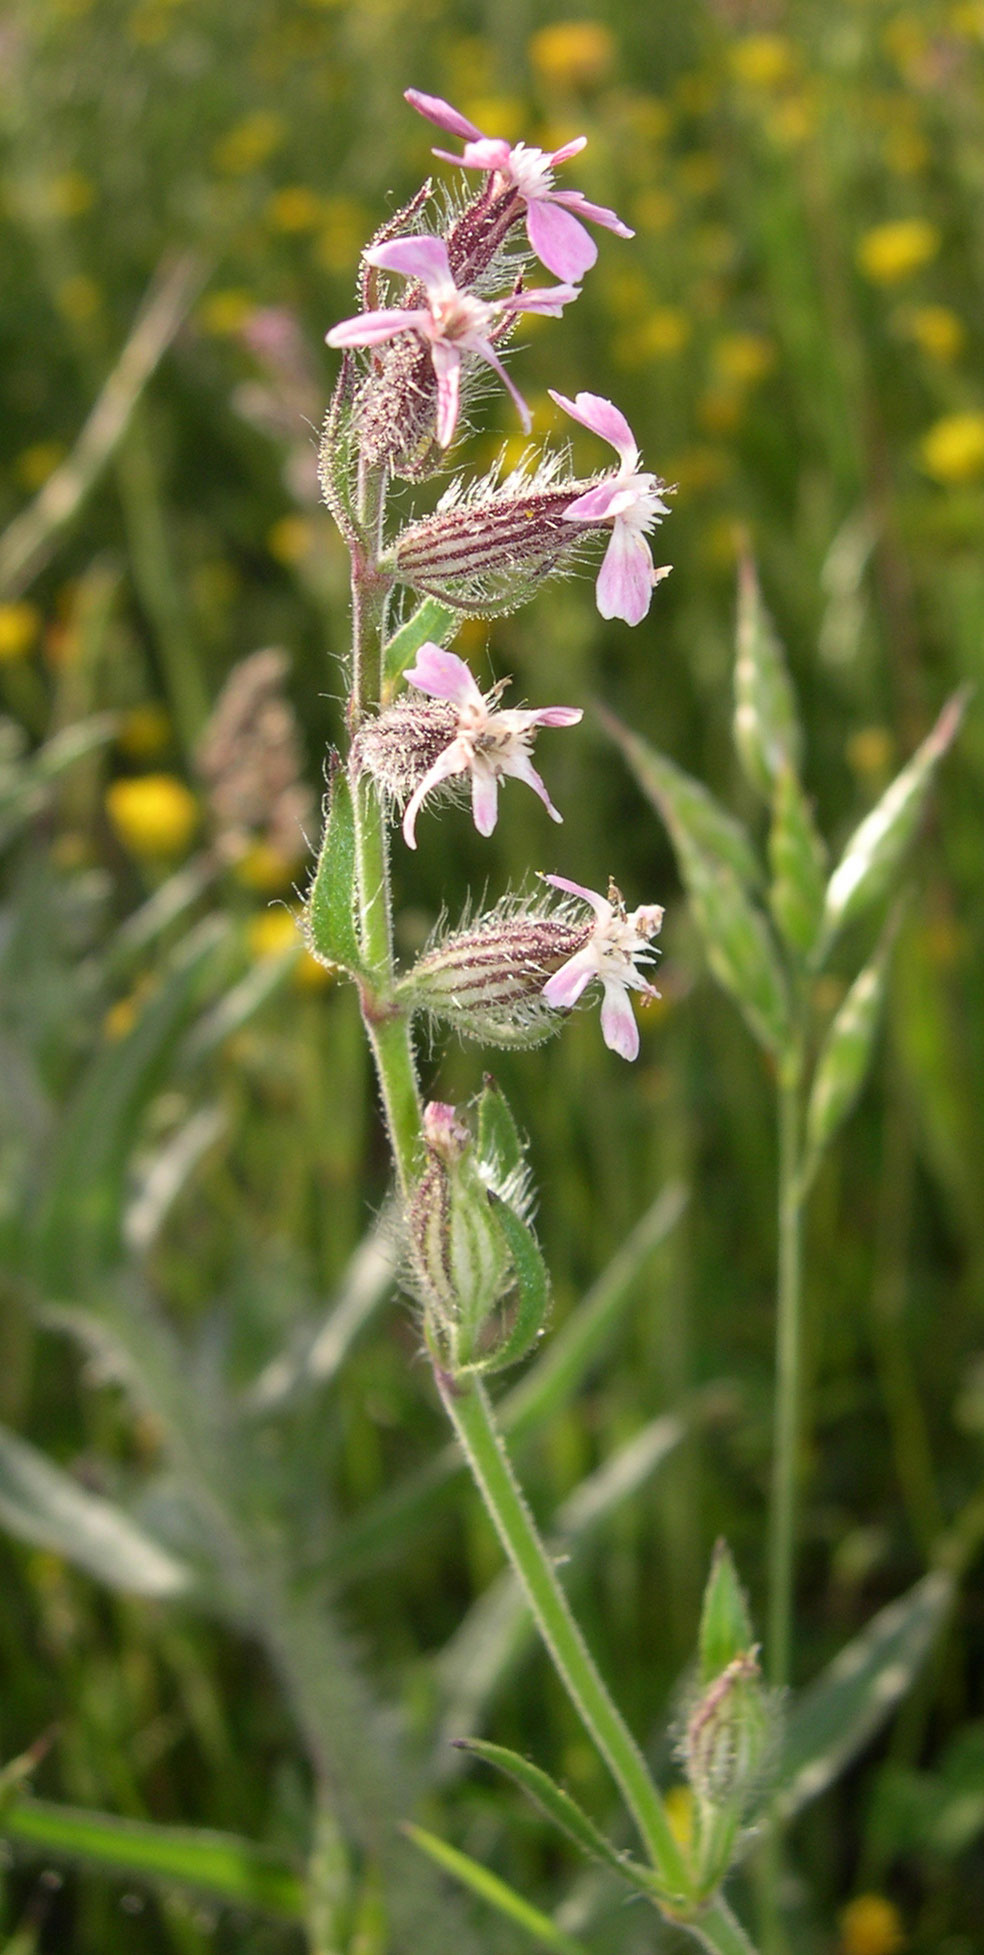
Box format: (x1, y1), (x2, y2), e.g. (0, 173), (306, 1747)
(397, 897), (593, 1047)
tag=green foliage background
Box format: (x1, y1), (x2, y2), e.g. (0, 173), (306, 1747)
(1, 0), (983, 1949)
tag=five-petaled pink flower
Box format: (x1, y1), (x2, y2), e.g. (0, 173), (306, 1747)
(550, 390), (672, 626)
(405, 89), (634, 283)
(401, 645), (581, 849)
(326, 235), (578, 447)
(540, 874), (663, 1061)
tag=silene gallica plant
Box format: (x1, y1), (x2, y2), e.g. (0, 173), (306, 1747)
(307, 84), (965, 1955)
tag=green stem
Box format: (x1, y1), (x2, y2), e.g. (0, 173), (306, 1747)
(691, 1897), (760, 1955)
(767, 1065), (805, 1693)
(437, 1372), (689, 1900)
(366, 1011), (422, 1195)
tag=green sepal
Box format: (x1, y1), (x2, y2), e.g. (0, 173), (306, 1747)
(602, 705), (762, 890)
(733, 556), (802, 799)
(476, 1075), (525, 1183)
(464, 1198), (549, 1377)
(455, 1739), (660, 1899)
(801, 914), (898, 1190)
(304, 754), (363, 975)
(813, 688), (967, 967)
(698, 1539), (756, 1687)
(382, 597), (461, 694)
(768, 762), (827, 962)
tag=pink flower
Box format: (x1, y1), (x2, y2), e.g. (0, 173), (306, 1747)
(326, 234), (579, 447)
(401, 644), (581, 849)
(549, 390), (672, 626)
(540, 874), (663, 1061)
(405, 89), (633, 283)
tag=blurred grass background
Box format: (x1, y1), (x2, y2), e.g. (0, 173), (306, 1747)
(2, 0), (984, 1949)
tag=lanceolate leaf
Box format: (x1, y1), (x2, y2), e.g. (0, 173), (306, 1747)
(0, 1423), (191, 1597)
(815, 689), (967, 965)
(453, 1741), (657, 1898)
(304, 755), (362, 974)
(802, 918), (897, 1188)
(474, 1199), (550, 1376)
(768, 763), (827, 962)
(733, 556), (802, 799)
(402, 1822), (589, 1955)
(600, 707), (762, 890)
(777, 1571), (954, 1819)
(382, 596), (461, 693)
(675, 834), (791, 1057)
(477, 1076), (526, 1184)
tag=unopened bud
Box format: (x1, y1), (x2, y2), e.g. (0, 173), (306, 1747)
(683, 1649), (769, 1810)
(398, 900), (593, 1048)
(409, 1101), (513, 1367)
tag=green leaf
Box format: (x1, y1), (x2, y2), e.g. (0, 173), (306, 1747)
(675, 836), (791, 1057)
(0, 1422), (192, 1597)
(454, 1740), (657, 1898)
(304, 755), (362, 974)
(402, 1822), (590, 1955)
(698, 1540), (755, 1685)
(815, 689), (967, 965)
(382, 597), (461, 692)
(476, 1075), (526, 1182)
(733, 556), (802, 799)
(777, 1571), (954, 1820)
(768, 763), (827, 961)
(473, 1199), (550, 1376)
(802, 917), (897, 1187)
(601, 706), (762, 890)
(1, 1797), (305, 1922)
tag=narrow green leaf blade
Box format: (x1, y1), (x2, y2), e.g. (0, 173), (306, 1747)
(454, 1741), (657, 1897)
(304, 755), (362, 974)
(0, 1423), (192, 1597)
(402, 1822), (590, 1955)
(2, 1798), (305, 1922)
(802, 918), (896, 1185)
(698, 1540), (755, 1686)
(476, 1076), (526, 1183)
(734, 557), (801, 799)
(816, 689), (967, 964)
(777, 1571), (954, 1819)
(676, 836), (790, 1057)
(383, 597), (460, 692)
(601, 706), (762, 890)
(476, 1200), (550, 1376)
(768, 763), (827, 961)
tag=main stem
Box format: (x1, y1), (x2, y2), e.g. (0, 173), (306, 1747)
(766, 1064), (805, 1692)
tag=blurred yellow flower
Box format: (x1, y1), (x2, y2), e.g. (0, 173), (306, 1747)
(839, 1893), (905, 1955)
(16, 442), (66, 490)
(950, 1), (984, 37)
(713, 332), (776, 386)
(106, 774), (198, 858)
(117, 702), (172, 760)
(103, 992), (140, 1040)
(616, 307), (691, 365)
(212, 112), (286, 176)
(528, 21), (614, 89)
(49, 172), (95, 217)
(234, 840), (300, 893)
(893, 303), (965, 362)
(920, 411), (984, 484)
(460, 97), (526, 141)
(856, 218), (940, 284)
(697, 388), (744, 436)
(266, 185), (323, 233)
(247, 908), (331, 987)
(663, 1785), (694, 1850)
(729, 34), (796, 89)
(0, 602), (41, 662)
(846, 726), (894, 779)
(883, 127), (930, 175)
(199, 288), (256, 335)
(767, 92), (816, 147)
(55, 274), (101, 323)
(633, 187), (677, 233)
(267, 515), (313, 565)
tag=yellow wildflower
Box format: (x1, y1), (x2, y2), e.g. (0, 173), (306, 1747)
(265, 185), (323, 233)
(528, 21), (614, 89)
(106, 775), (198, 859)
(663, 1785), (694, 1851)
(212, 112), (285, 176)
(116, 703), (172, 760)
(234, 840), (300, 893)
(460, 97), (525, 141)
(893, 303), (965, 362)
(247, 909), (331, 988)
(16, 442), (65, 490)
(0, 602), (41, 662)
(48, 172), (95, 218)
(846, 726), (894, 780)
(713, 332), (776, 386)
(950, 2), (984, 37)
(267, 516), (313, 565)
(920, 411), (984, 484)
(729, 34), (796, 89)
(856, 218), (940, 284)
(615, 307), (690, 366)
(199, 289), (256, 336)
(839, 1893), (905, 1955)
(55, 275), (101, 324)
(767, 93), (816, 147)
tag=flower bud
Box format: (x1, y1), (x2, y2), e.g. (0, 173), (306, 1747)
(397, 899), (593, 1048)
(683, 1649), (769, 1810)
(408, 1101), (515, 1368)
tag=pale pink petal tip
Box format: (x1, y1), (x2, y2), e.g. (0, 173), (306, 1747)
(404, 89), (482, 143)
(404, 644), (479, 705)
(600, 983), (640, 1060)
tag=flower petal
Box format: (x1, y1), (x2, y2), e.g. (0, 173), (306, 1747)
(542, 948), (597, 1008)
(525, 198), (598, 281)
(563, 480), (630, 524)
(470, 760), (499, 836)
(326, 308), (422, 348)
(367, 235), (453, 297)
(469, 338), (531, 432)
(548, 389), (639, 467)
(430, 339), (462, 446)
(527, 706), (583, 728)
(600, 979), (640, 1060)
(596, 523), (655, 626)
(548, 136), (589, 166)
(541, 872), (610, 918)
(549, 189), (635, 239)
(502, 282), (581, 317)
(404, 89), (483, 143)
(502, 750), (564, 823)
(405, 644), (483, 707)
(402, 740), (468, 849)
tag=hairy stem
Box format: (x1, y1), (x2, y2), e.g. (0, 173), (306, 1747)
(767, 1063), (805, 1692)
